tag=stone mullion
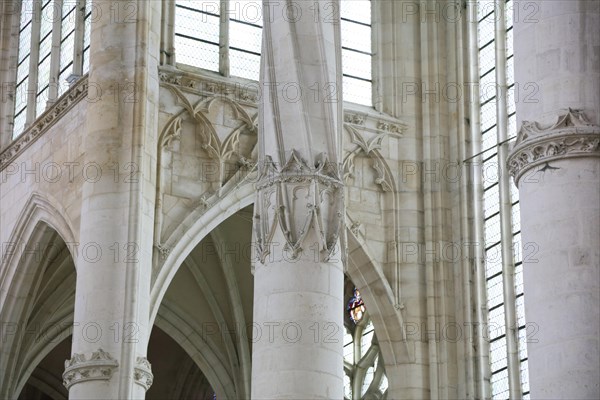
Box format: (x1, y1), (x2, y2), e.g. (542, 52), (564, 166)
(70, 0), (85, 79)
(47, 0), (63, 105)
(0, 1), (22, 148)
(351, 323), (364, 398)
(25, 0), (42, 126)
(466, 1), (492, 398)
(160, 0), (176, 66)
(494, 7), (521, 400)
(370, 1), (383, 113)
(219, 0), (229, 77)
(454, 1), (476, 396)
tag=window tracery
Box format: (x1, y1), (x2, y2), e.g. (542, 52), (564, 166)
(344, 281), (388, 400)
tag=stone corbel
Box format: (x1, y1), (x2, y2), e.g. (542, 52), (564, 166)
(134, 357), (154, 391)
(507, 108), (600, 186)
(62, 349), (119, 390)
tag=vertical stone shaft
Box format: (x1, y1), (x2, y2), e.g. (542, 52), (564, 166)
(509, 1), (600, 398)
(66, 1), (158, 399)
(251, 0), (344, 398)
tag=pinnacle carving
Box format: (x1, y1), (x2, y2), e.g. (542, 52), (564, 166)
(254, 151), (344, 263)
(507, 109), (600, 186)
(62, 349), (119, 389)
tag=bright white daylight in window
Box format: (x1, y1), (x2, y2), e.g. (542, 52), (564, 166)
(13, 0), (91, 139)
(174, 0), (373, 106)
(477, 0), (529, 398)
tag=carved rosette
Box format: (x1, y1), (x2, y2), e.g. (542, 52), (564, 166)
(254, 150), (344, 263)
(134, 357), (154, 391)
(62, 349), (119, 389)
(507, 109), (600, 186)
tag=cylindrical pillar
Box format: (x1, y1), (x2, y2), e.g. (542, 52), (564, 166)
(251, 0), (345, 398)
(508, 112), (599, 399)
(509, 2), (600, 398)
(252, 227), (345, 398)
(65, 1), (157, 398)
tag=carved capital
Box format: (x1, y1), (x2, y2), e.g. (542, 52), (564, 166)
(507, 109), (600, 186)
(254, 151), (344, 263)
(134, 357), (153, 391)
(62, 349), (119, 390)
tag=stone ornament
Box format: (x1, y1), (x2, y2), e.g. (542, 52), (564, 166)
(134, 357), (154, 391)
(254, 150), (344, 263)
(62, 349), (119, 390)
(507, 108), (600, 186)
(0, 76), (89, 171)
(159, 69), (259, 103)
(344, 122), (403, 155)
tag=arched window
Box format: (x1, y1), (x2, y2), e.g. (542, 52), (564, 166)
(173, 0), (373, 105)
(12, 0), (91, 139)
(344, 282), (388, 400)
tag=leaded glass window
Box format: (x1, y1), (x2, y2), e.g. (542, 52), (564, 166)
(340, 0), (372, 105)
(11, 0), (90, 139)
(173, 0), (373, 105)
(477, 0), (529, 398)
(13, 0), (34, 136)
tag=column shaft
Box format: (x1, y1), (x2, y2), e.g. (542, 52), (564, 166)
(251, 0), (345, 398)
(509, 1), (600, 398)
(66, 1), (158, 398)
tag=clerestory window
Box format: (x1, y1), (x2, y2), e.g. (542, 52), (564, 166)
(173, 0), (373, 106)
(477, 0), (529, 398)
(12, 0), (91, 139)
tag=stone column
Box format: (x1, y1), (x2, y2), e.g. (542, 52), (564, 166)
(251, 0), (345, 398)
(508, 1), (600, 398)
(64, 1), (159, 398)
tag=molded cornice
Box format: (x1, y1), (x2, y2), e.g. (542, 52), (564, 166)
(0, 76), (89, 171)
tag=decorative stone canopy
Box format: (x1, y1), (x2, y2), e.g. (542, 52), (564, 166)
(507, 109), (600, 186)
(254, 150), (344, 263)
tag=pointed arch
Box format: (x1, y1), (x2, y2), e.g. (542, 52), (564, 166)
(12, 313), (74, 399)
(0, 192), (77, 399)
(345, 225), (412, 368)
(150, 180), (255, 326)
(154, 302), (237, 399)
(0, 191), (77, 281)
